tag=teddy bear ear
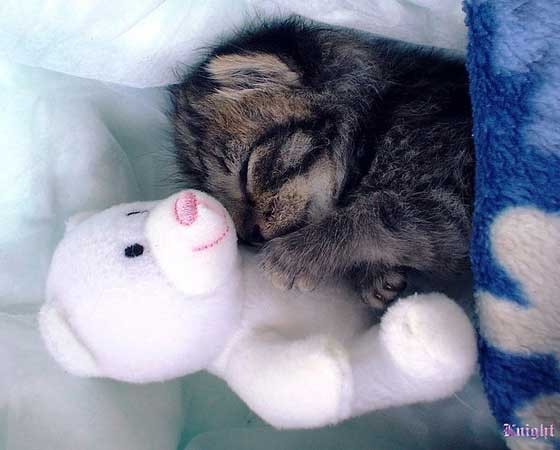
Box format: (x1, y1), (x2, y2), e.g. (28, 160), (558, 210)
(64, 210), (98, 234)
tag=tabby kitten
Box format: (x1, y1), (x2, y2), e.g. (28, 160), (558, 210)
(169, 18), (474, 308)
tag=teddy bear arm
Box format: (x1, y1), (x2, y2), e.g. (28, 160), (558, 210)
(219, 328), (353, 429)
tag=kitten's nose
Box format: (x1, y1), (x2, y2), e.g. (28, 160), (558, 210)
(249, 224), (264, 244)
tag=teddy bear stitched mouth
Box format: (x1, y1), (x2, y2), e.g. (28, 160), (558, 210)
(192, 217), (230, 252)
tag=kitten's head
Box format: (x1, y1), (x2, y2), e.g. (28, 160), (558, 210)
(172, 50), (344, 244)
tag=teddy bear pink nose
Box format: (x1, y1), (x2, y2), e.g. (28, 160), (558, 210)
(174, 192), (198, 226)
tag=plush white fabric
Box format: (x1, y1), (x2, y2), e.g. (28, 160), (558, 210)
(0, 62), (173, 309)
(0, 0), (466, 88)
(40, 190), (477, 429)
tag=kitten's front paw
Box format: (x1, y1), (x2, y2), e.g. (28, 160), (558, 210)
(260, 234), (321, 291)
(359, 270), (407, 309)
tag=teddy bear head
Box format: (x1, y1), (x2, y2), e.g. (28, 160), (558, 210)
(39, 190), (242, 383)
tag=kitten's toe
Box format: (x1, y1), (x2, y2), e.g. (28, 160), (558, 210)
(268, 269), (294, 290)
(294, 274), (318, 292)
(381, 270), (407, 293)
(261, 239), (296, 290)
(265, 266), (318, 292)
(360, 288), (388, 309)
(360, 270), (407, 310)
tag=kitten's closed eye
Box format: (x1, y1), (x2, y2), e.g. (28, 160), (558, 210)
(237, 124), (336, 243)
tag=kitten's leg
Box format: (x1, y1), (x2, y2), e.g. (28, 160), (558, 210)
(261, 191), (470, 291)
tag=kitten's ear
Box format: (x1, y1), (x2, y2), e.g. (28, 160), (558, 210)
(207, 53), (300, 93)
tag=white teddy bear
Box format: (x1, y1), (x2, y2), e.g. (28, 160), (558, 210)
(39, 190), (477, 429)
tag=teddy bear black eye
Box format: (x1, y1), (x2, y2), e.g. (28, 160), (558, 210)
(124, 243), (144, 258)
(126, 210), (147, 216)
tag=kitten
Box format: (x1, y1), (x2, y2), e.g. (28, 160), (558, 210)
(169, 18), (474, 308)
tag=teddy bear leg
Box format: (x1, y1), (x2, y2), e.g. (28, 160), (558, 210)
(217, 329), (354, 429)
(347, 294), (477, 418)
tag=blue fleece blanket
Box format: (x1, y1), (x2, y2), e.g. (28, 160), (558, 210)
(465, 1), (560, 448)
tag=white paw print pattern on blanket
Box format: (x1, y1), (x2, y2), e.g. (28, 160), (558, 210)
(478, 206), (560, 448)
(478, 207), (560, 359)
